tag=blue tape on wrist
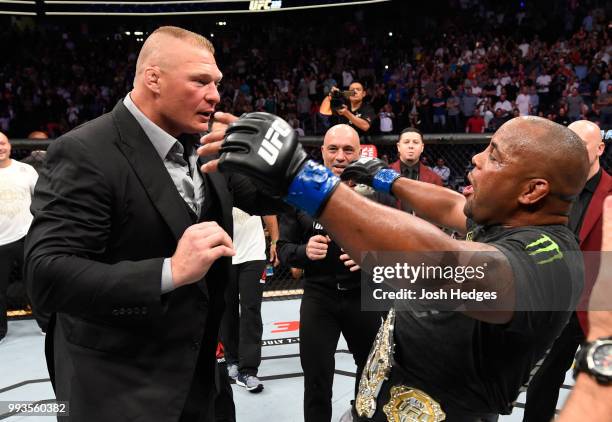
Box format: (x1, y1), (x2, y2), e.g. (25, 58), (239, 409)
(284, 160), (340, 217)
(372, 169), (400, 194)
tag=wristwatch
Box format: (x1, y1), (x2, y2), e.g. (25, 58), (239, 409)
(574, 336), (612, 384)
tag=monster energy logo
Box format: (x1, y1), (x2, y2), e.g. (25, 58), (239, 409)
(525, 234), (563, 265)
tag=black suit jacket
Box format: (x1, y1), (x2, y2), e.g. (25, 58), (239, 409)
(24, 101), (279, 421)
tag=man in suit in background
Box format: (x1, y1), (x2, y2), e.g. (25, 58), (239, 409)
(524, 120), (612, 422)
(25, 26), (279, 422)
(388, 127), (442, 213)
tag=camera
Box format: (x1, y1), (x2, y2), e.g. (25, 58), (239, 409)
(330, 89), (355, 112)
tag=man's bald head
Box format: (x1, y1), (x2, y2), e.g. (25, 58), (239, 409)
(466, 117), (590, 226)
(322, 124), (360, 175)
(500, 116), (589, 202)
(568, 120), (604, 179)
(323, 124), (360, 148)
(134, 26), (215, 86)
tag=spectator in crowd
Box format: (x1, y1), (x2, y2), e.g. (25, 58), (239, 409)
(466, 108), (486, 133)
(597, 84), (612, 128)
(378, 103), (394, 134)
(567, 87), (585, 122)
(536, 69), (553, 110)
(494, 93), (513, 118)
(460, 87), (478, 127)
(528, 86), (540, 116)
(431, 87), (447, 132)
(555, 106), (571, 126)
(489, 108), (508, 132)
(0, 132), (42, 343)
(446, 90), (461, 132)
(515, 86), (531, 116)
(432, 157), (451, 187)
(598, 71), (611, 94)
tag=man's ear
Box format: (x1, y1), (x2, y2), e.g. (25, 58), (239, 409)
(518, 178), (550, 205)
(597, 139), (605, 158)
(143, 67), (161, 94)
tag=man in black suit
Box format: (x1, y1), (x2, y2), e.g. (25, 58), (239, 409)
(24, 26), (279, 422)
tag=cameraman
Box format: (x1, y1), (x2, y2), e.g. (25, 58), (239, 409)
(321, 81), (375, 137)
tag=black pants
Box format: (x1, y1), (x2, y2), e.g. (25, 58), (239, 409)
(0, 237), (50, 336)
(221, 260), (266, 376)
(1, 237), (24, 336)
(523, 313), (584, 422)
(214, 361), (236, 422)
(300, 282), (382, 422)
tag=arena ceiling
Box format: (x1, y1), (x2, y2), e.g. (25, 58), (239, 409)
(1, 0), (391, 16)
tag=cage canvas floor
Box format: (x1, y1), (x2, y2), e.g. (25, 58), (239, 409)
(0, 299), (574, 421)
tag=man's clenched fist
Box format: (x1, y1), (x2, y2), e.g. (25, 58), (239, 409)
(171, 222), (235, 288)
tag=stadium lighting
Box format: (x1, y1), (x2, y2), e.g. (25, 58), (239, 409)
(124, 31), (130, 35)
(134, 31), (144, 35)
(210, 33), (214, 38)
(388, 32), (393, 37)
(384, 65), (389, 69)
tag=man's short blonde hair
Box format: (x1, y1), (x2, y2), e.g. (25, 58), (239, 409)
(148, 26), (214, 53)
(134, 26), (215, 80)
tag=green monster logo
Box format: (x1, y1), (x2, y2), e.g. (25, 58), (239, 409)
(525, 234), (563, 265)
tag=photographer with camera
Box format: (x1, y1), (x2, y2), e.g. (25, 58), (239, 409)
(320, 81), (375, 137)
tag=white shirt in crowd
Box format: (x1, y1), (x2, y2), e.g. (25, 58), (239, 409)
(494, 99), (513, 113)
(232, 207), (266, 265)
(515, 93), (531, 116)
(379, 112), (393, 133)
(0, 159), (38, 246)
(536, 74), (552, 93)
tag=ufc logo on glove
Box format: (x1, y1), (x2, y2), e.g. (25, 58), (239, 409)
(258, 120), (292, 165)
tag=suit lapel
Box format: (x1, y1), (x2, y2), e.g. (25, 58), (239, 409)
(579, 170), (612, 245)
(198, 155), (232, 231)
(111, 101), (193, 241)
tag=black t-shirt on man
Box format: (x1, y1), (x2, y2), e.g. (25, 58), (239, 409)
(383, 221), (583, 419)
(331, 102), (376, 137)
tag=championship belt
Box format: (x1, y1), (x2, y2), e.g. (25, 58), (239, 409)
(355, 308), (396, 418)
(383, 386), (446, 422)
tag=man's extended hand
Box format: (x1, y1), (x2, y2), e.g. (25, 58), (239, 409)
(171, 222), (235, 288)
(204, 112), (340, 217)
(198, 111), (239, 173)
(341, 157), (400, 194)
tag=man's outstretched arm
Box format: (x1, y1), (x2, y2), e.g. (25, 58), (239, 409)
(340, 157), (468, 232)
(391, 178), (467, 232)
